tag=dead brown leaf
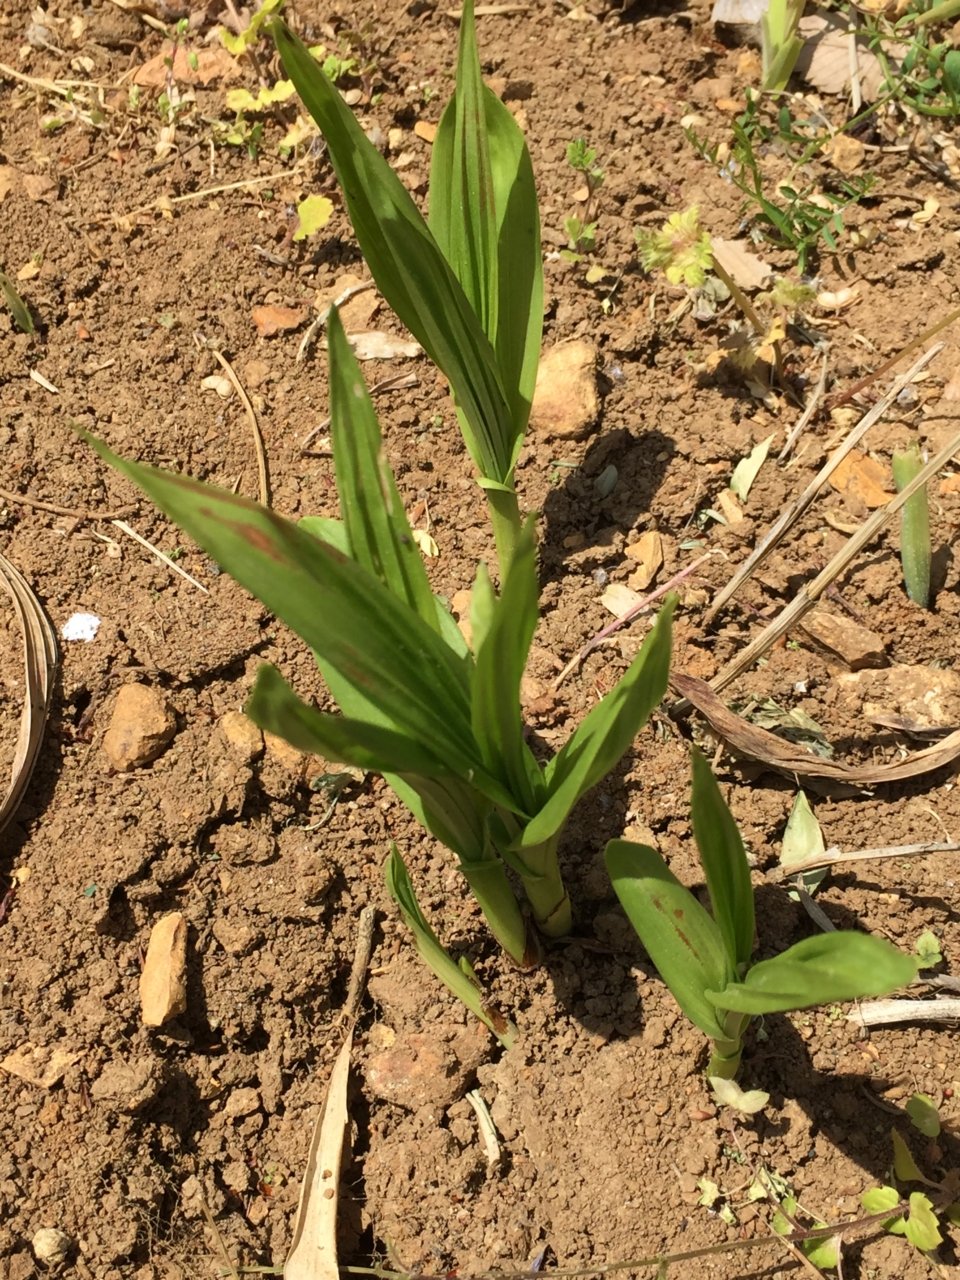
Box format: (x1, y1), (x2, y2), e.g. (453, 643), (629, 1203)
(795, 14), (898, 101)
(414, 120), (438, 143)
(711, 238), (773, 291)
(133, 43), (240, 88)
(252, 305), (308, 338)
(625, 530), (664, 591)
(828, 449), (893, 508)
(672, 670), (960, 784)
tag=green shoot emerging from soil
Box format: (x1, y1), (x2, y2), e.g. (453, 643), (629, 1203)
(892, 441), (932, 608)
(605, 749), (917, 1079)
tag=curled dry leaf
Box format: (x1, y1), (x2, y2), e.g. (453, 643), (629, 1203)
(828, 449), (893, 508)
(252, 304), (308, 338)
(672, 670), (960, 785)
(0, 552), (58, 835)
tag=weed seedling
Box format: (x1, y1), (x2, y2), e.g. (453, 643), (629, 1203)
(561, 139), (605, 263)
(606, 748), (917, 1078)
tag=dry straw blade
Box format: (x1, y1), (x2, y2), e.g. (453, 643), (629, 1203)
(0, 551), (58, 834)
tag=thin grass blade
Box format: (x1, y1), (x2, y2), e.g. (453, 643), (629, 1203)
(892, 441), (931, 608)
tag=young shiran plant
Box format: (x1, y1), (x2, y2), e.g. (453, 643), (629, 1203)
(269, 0), (541, 574)
(605, 749), (917, 1079)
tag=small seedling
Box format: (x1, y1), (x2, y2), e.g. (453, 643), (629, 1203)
(606, 748), (918, 1078)
(761, 0), (805, 92)
(860, 1122), (960, 1257)
(561, 139), (605, 262)
(635, 206), (713, 288)
(0, 269), (34, 334)
(892, 441), (931, 608)
(915, 929), (943, 968)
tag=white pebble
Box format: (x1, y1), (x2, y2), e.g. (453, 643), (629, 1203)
(61, 612), (101, 642)
(32, 1227), (73, 1262)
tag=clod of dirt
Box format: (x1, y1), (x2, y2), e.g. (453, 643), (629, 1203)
(800, 610), (888, 671)
(0, 1042), (81, 1089)
(365, 1029), (490, 1111)
(90, 1056), (166, 1113)
(264, 730), (305, 773)
(32, 1227), (73, 1263)
(139, 912), (188, 1027)
(528, 341), (599, 440)
(102, 684), (176, 771)
(223, 1086), (261, 1118)
(221, 710), (264, 763)
(836, 664), (960, 727)
(828, 449), (894, 509)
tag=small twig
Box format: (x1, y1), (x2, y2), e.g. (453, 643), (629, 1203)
(0, 487), (136, 522)
(849, 998), (960, 1028)
(340, 905), (376, 1030)
(199, 1193), (240, 1280)
(702, 421), (960, 697)
(210, 350), (270, 507)
(829, 304), (960, 409)
(297, 280), (377, 363)
(120, 169), (304, 220)
(705, 343), (942, 626)
(465, 1090), (502, 1168)
(553, 552), (715, 691)
(768, 839), (960, 883)
(777, 348), (829, 464)
(29, 370), (59, 394)
(111, 520), (209, 594)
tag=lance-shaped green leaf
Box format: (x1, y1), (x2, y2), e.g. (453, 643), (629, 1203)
(270, 18), (516, 484)
(429, 0), (498, 344)
(386, 845), (517, 1046)
(246, 663), (450, 776)
(606, 840), (733, 1039)
(690, 747), (754, 970)
(429, 0), (543, 442)
(705, 932), (918, 1016)
(80, 432), (481, 772)
(471, 519), (543, 815)
(327, 306), (438, 630)
(520, 596), (675, 850)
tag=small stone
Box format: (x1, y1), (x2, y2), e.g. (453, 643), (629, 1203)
(221, 710), (263, 763)
(365, 1031), (481, 1111)
(800, 610), (887, 671)
(529, 341), (599, 441)
(102, 684), (176, 771)
(139, 912), (188, 1027)
(263, 730), (305, 773)
(0, 1041), (81, 1088)
(223, 1086), (261, 1118)
(32, 1228), (73, 1263)
(625, 530), (664, 591)
(642, 1017), (667, 1048)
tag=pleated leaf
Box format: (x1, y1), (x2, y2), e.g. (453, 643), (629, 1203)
(606, 840), (731, 1039)
(271, 18), (516, 484)
(327, 307), (438, 630)
(520, 596), (675, 849)
(81, 432), (479, 774)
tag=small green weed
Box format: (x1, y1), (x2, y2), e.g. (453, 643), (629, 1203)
(561, 138), (605, 263)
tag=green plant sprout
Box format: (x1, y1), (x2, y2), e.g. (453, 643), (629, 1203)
(0, 269), (34, 334)
(605, 748), (917, 1079)
(269, 0), (542, 574)
(82, 299), (674, 971)
(915, 929), (943, 968)
(687, 97), (875, 273)
(870, 8), (960, 118)
(561, 138), (605, 263)
(892, 441), (931, 608)
(861, 1120), (960, 1257)
(761, 0), (805, 93)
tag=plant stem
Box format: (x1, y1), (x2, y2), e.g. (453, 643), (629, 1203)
(484, 484), (523, 579)
(707, 1012), (749, 1078)
(459, 856), (536, 967)
(518, 840), (572, 937)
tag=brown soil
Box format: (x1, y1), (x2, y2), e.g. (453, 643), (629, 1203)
(2, 1), (960, 1278)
